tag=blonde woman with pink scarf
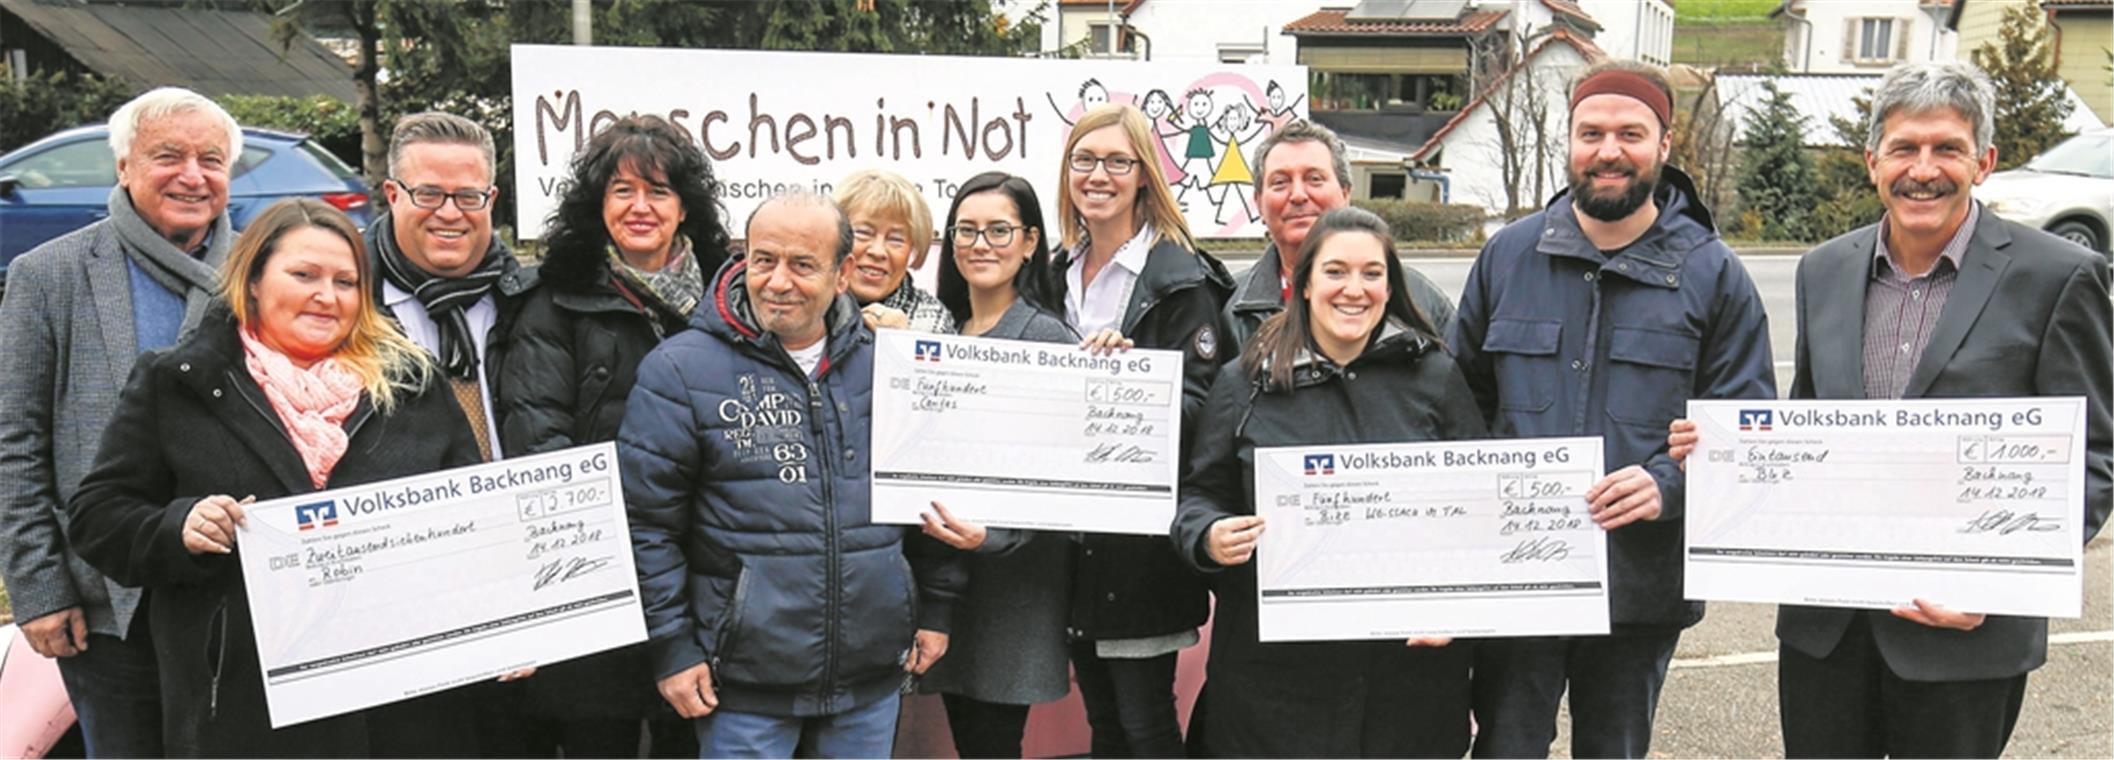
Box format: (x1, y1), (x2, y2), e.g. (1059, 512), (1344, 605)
(65, 198), (489, 758)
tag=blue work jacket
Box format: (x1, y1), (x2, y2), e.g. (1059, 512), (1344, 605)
(1449, 167), (1777, 628)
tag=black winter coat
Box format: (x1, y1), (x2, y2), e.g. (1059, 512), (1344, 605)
(1050, 237), (1233, 639)
(67, 306), (484, 758)
(494, 244), (692, 719)
(1169, 321), (1486, 757)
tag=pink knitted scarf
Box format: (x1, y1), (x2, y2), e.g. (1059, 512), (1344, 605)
(240, 329), (362, 488)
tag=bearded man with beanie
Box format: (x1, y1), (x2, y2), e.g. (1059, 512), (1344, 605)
(1447, 60), (1777, 758)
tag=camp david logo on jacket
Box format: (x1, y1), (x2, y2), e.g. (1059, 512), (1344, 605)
(717, 372), (812, 483)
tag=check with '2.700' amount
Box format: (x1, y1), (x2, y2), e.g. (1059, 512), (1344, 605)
(237, 443), (645, 728)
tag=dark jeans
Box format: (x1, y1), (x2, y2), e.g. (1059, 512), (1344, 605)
(1470, 631), (1680, 759)
(54, 613), (162, 759)
(1070, 642), (1184, 758)
(1779, 615), (2028, 758)
(940, 693), (1031, 759)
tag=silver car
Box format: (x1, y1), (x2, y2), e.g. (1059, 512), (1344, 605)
(1980, 127), (2113, 255)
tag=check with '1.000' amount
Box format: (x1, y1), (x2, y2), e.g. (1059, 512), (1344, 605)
(869, 329), (1182, 535)
(1254, 437), (1610, 641)
(238, 443), (645, 728)
(1685, 398), (2087, 618)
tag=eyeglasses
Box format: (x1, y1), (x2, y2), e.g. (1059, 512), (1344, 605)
(950, 222), (1019, 248)
(851, 226), (910, 253)
(1068, 153), (1139, 176)
(389, 178), (495, 211)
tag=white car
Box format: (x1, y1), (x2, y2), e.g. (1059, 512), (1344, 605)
(1980, 128), (2113, 255)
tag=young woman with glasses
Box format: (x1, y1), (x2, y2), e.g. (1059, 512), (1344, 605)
(910, 171), (1080, 757)
(1051, 103), (1234, 758)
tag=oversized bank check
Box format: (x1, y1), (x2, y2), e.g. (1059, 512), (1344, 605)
(870, 329), (1181, 534)
(1254, 438), (1610, 641)
(1686, 398), (2086, 618)
(237, 443), (646, 728)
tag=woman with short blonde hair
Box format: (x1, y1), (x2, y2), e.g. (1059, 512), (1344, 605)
(832, 168), (954, 332)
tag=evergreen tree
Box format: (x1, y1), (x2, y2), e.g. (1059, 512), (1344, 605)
(1734, 80), (1821, 240)
(1811, 90), (1882, 241)
(1970, 0), (2074, 169)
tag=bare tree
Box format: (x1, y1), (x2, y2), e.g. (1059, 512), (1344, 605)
(1668, 69), (1740, 218)
(1469, 27), (1570, 217)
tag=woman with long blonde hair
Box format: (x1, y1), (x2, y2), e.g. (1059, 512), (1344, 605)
(1051, 103), (1234, 757)
(66, 198), (484, 756)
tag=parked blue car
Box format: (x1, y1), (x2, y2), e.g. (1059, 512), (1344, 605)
(0, 125), (373, 288)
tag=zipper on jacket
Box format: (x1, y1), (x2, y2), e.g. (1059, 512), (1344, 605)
(807, 378), (840, 707)
(227, 370), (294, 443)
(206, 598), (228, 719)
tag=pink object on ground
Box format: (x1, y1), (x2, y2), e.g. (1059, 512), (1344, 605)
(0, 624), (78, 759)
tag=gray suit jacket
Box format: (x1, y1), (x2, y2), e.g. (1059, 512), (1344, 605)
(0, 221), (149, 636)
(1780, 213), (2113, 682)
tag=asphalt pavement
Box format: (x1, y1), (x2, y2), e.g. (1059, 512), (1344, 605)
(1217, 249), (2114, 758)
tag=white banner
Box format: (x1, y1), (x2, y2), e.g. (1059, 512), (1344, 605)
(510, 44), (1307, 240)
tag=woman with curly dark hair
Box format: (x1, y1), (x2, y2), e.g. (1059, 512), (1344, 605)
(495, 113), (731, 758)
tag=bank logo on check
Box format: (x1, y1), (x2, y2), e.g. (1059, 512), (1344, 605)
(914, 340), (942, 362)
(1303, 454), (1335, 476)
(1739, 409), (1773, 431)
(295, 500), (339, 531)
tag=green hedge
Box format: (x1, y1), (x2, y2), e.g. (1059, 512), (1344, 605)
(219, 94), (362, 169)
(0, 65), (137, 154)
(1350, 199), (1487, 243)
(0, 69), (363, 174)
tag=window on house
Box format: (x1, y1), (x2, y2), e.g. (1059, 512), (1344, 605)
(1218, 43), (1265, 64)
(1087, 23), (1135, 55)
(1854, 18), (1897, 62)
(1369, 172), (1407, 199)
(1311, 72), (1465, 111)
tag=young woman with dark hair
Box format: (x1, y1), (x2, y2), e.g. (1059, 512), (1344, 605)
(1169, 207), (1481, 758)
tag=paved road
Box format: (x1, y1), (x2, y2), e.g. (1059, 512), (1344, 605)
(1220, 250), (2113, 758)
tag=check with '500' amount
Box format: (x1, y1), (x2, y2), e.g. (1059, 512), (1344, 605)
(869, 329), (1182, 535)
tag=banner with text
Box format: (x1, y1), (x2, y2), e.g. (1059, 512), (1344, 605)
(510, 44), (1307, 240)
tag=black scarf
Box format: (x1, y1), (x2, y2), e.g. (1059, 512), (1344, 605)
(371, 211), (507, 379)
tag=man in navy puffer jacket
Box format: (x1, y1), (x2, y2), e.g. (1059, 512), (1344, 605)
(619, 192), (963, 757)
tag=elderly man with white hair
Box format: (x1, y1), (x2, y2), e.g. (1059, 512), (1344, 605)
(0, 86), (243, 757)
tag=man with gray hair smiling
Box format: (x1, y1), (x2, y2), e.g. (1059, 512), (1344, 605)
(0, 85), (244, 757)
(1672, 60), (2112, 757)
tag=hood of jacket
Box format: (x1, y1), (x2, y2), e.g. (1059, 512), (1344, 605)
(1540, 165), (1717, 255)
(696, 257), (867, 371)
(1260, 317), (1434, 391)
